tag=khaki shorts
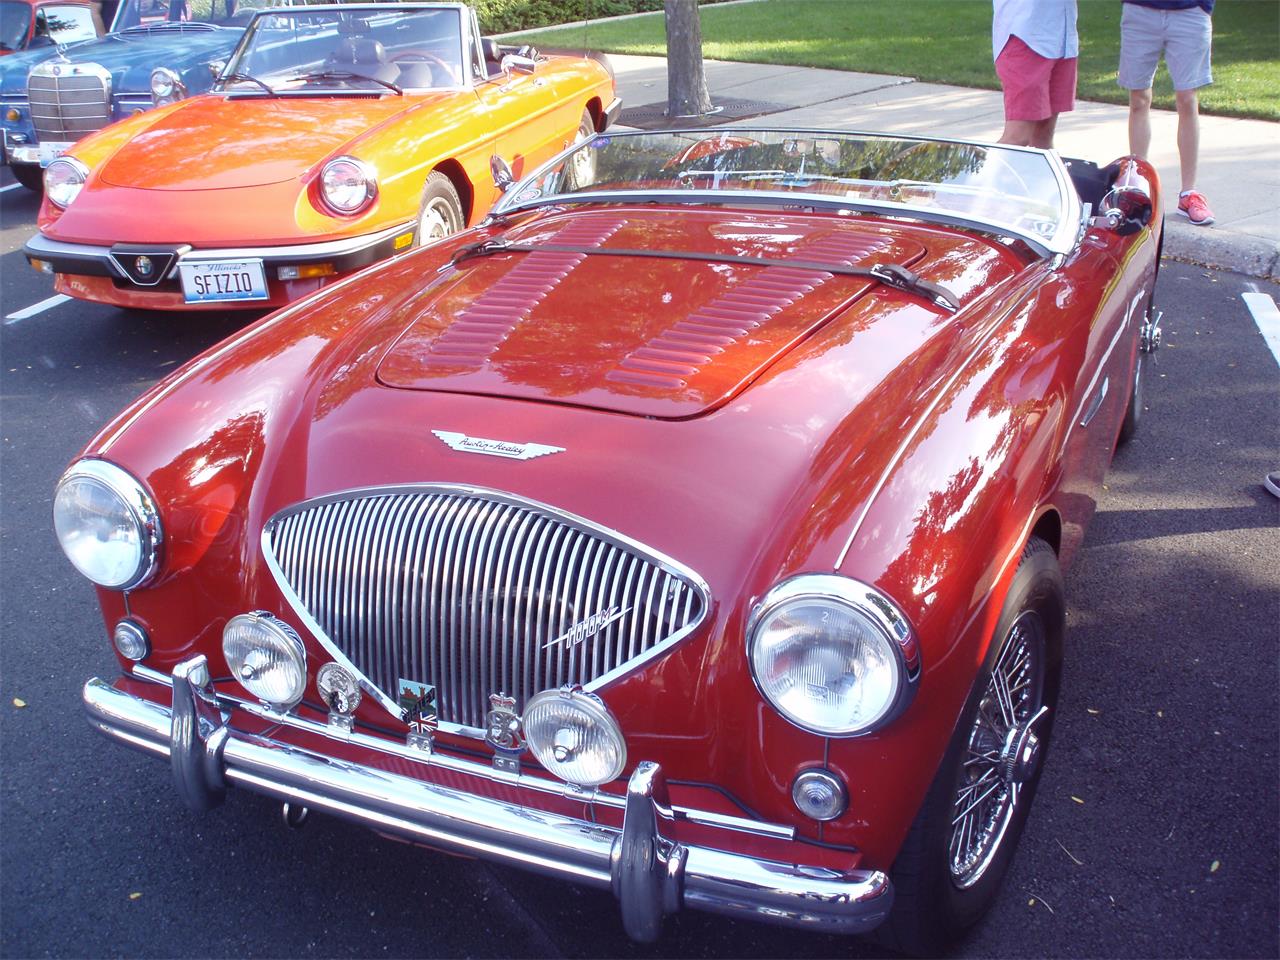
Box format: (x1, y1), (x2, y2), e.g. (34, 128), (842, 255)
(1118, 3), (1213, 92)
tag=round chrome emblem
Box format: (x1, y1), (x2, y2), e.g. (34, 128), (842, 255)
(52, 66), (62, 76)
(317, 662), (362, 715)
(134, 256), (153, 277)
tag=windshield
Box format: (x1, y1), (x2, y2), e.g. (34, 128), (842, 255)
(111, 0), (280, 32)
(0, 1), (30, 50)
(222, 7), (464, 92)
(498, 130), (1079, 255)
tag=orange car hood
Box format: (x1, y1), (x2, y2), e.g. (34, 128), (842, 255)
(98, 94), (444, 191)
(376, 208), (933, 419)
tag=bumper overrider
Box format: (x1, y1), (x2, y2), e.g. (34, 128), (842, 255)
(83, 657), (893, 941)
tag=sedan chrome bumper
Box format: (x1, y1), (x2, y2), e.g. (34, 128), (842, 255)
(83, 659), (893, 941)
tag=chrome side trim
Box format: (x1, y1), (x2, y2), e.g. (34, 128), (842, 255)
(1079, 376), (1109, 428)
(86, 670), (892, 938)
(24, 222), (411, 267)
(126, 661), (795, 841)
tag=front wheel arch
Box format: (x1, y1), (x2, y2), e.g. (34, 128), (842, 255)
(429, 158), (473, 227)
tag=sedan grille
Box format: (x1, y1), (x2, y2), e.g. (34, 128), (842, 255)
(263, 487), (709, 731)
(28, 63), (112, 141)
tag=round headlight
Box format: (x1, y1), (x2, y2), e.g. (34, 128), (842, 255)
(748, 575), (918, 736)
(222, 612), (306, 709)
(44, 156), (88, 209)
(523, 687), (626, 786)
(149, 67), (185, 105)
(53, 459), (161, 590)
(319, 156), (377, 215)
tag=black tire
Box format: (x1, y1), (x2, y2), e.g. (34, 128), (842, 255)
(876, 537), (1064, 957)
(12, 164), (43, 194)
(561, 108), (597, 190)
(1116, 346), (1145, 446)
(414, 171), (464, 247)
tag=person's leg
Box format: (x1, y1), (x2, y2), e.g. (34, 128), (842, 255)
(1174, 88), (1200, 191)
(1118, 4), (1161, 156)
(999, 120), (1038, 147)
(1028, 116), (1058, 150)
(1128, 87), (1153, 158)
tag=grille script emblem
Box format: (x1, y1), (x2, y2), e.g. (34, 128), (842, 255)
(545, 606), (630, 650)
(432, 430), (564, 461)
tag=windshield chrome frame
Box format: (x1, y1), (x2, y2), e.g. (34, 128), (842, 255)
(219, 1), (474, 96)
(491, 127), (1083, 258)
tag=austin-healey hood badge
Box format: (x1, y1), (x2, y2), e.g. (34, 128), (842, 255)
(432, 430), (564, 461)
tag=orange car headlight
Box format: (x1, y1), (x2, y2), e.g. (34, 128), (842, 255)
(319, 156), (378, 215)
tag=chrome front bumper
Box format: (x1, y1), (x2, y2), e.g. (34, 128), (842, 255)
(83, 659), (893, 942)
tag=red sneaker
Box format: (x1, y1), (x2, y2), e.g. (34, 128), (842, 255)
(1178, 190), (1215, 226)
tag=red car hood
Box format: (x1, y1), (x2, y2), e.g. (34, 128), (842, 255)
(98, 94), (443, 191)
(376, 208), (933, 419)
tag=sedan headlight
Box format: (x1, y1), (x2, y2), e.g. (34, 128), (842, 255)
(53, 459), (162, 590)
(523, 686), (626, 786)
(319, 156), (377, 215)
(150, 67), (186, 105)
(44, 156), (89, 209)
(748, 574), (920, 736)
(223, 612), (307, 709)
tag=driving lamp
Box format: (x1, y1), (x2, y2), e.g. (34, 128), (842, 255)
(791, 768), (848, 821)
(222, 612), (307, 710)
(748, 575), (918, 736)
(523, 687), (626, 786)
(319, 156), (377, 214)
(53, 459), (161, 590)
(150, 67), (185, 104)
(113, 620), (150, 661)
(44, 157), (88, 209)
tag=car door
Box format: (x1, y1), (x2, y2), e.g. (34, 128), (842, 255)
(470, 42), (577, 181)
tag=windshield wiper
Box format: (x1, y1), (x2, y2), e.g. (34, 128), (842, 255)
(291, 70), (402, 95)
(220, 71), (274, 94)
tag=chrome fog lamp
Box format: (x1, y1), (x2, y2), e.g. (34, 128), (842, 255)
(792, 768), (848, 822)
(222, 612), (307, 709)
(53, 459), (161, 590)
(149, 67), (186, 105)
(523, 686), (626, 786)
(44, 156), (88, 209)
(113, 620), (150, 661)
(319, 156), (377, 215)
(748, 575), (919, 737)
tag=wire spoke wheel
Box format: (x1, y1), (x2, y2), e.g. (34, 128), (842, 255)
(948, 610), (1047, 889)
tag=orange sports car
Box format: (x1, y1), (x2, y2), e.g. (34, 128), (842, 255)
(23, 2), (618, 310)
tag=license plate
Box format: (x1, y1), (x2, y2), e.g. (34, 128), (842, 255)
(37, 141), (73, 167)
(179, 260), (269, 304)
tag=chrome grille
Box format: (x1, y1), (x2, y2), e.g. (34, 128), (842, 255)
(28, 63), (112, 141)
(264, 487), (709, 730)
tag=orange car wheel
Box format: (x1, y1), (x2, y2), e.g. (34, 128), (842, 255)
(415, 171), (464, 246)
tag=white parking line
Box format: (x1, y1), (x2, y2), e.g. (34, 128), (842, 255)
(0, 182), (23, 194)
(1242, 289), (1280, 370)
(4, 294), (71, 324)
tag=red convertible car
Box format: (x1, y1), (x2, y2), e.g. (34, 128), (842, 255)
(65, 129), (1161, 952)
(23, 2), (617, 310)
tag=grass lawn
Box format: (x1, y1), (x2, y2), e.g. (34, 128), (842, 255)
(514, 0), (1280, 121)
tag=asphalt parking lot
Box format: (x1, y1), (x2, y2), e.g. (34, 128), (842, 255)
(2, 165), (1277, 958)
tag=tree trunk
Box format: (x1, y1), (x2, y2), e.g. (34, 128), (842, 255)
(664, 0), (711, 117)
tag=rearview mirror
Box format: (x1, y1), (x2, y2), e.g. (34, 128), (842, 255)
(490, 155), (514, 192)
(1096, 185), (1153, 236)
(501, 54), (536, 76)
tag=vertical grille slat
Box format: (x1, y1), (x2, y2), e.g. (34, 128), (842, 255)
(265, 488), (708, 730)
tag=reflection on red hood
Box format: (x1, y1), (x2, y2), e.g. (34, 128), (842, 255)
(376, 208), (929, 418)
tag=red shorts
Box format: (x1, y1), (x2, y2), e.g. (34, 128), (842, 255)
(996, 35), (1077, 122)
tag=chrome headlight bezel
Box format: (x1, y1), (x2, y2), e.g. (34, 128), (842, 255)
(149, 67), (187, 105)
(523, 686), (627, 786)
(52, 458), (163, 590)
(318, 155), (378, 215)
(747, 574), (920, 737)
(44, 156), (89, 209)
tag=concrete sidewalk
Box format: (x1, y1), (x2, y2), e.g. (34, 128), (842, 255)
(605, 55), (1279, 278)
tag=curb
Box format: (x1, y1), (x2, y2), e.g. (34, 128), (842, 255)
(1162, 220), (1279, 281)
(496, 0), (763, 39)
